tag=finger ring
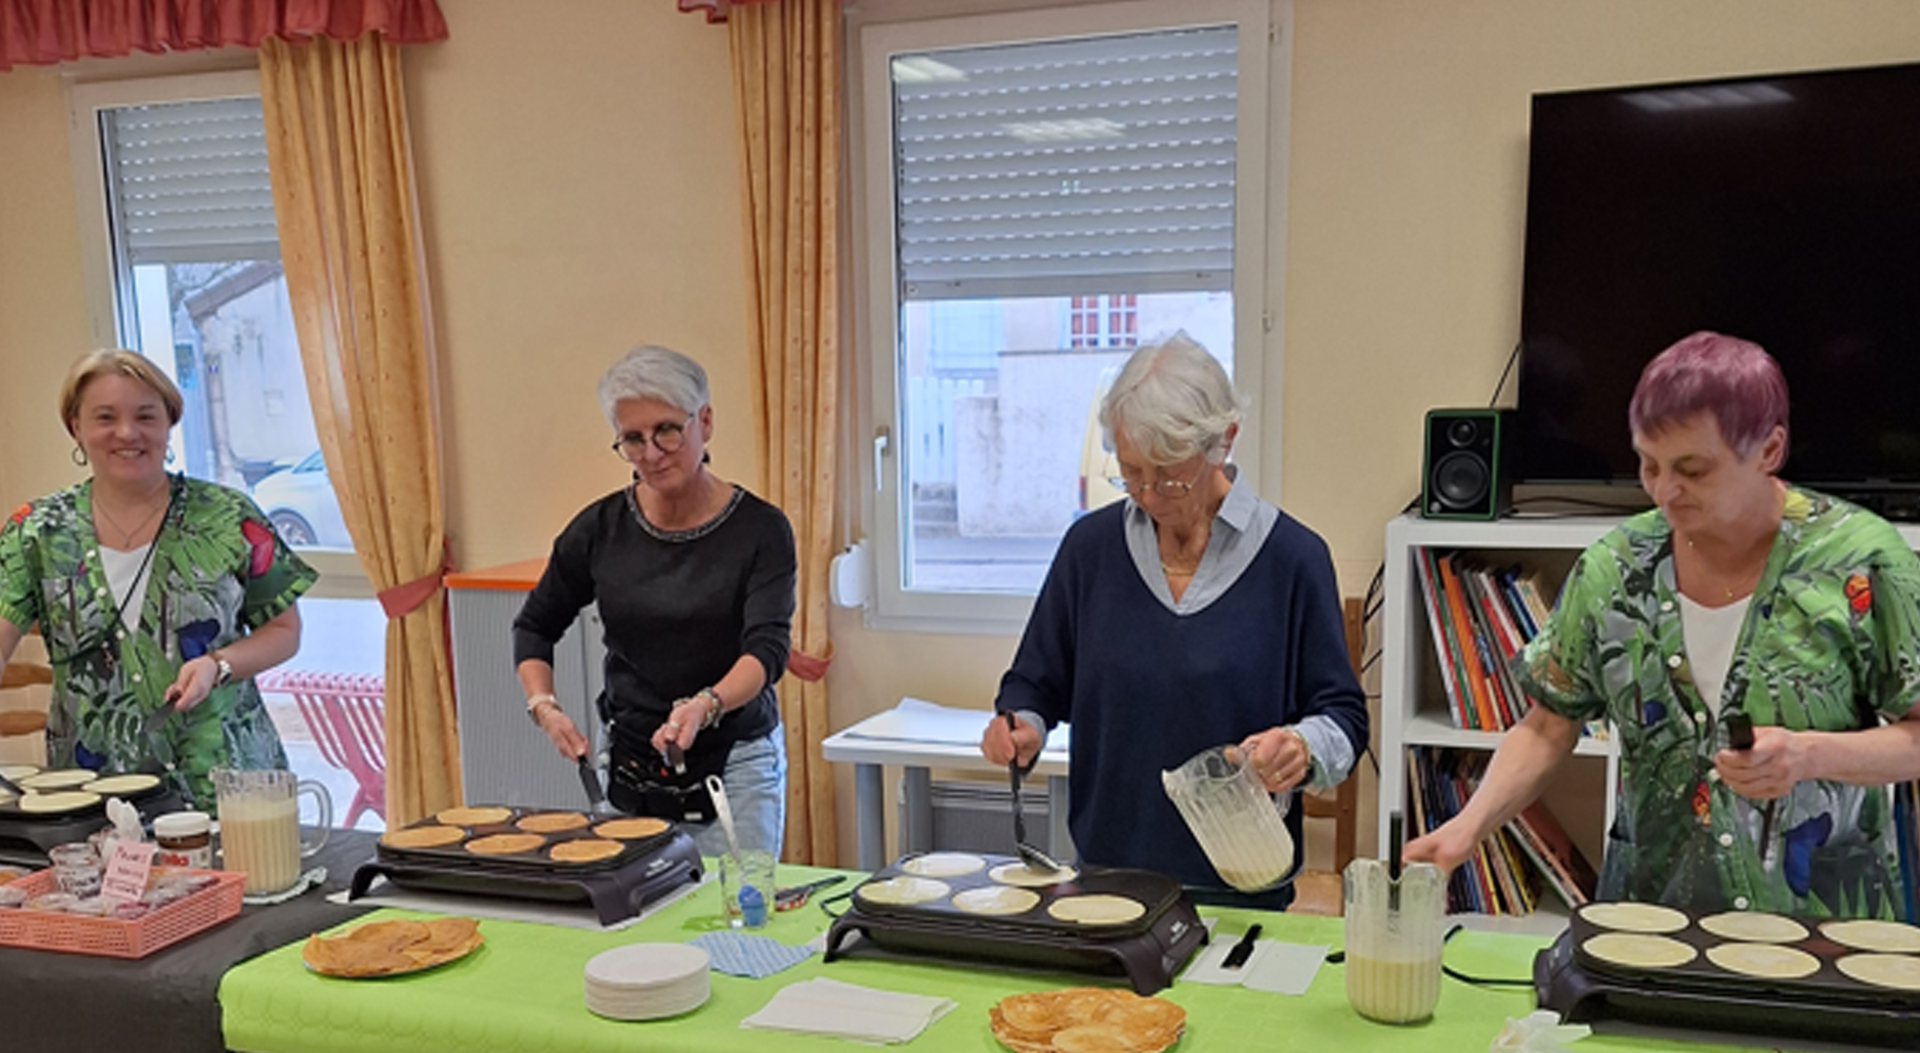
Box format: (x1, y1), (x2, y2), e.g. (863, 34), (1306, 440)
(667, 721), (680, 731)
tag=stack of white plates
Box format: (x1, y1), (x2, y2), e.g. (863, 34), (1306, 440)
(583, 942), (711, 1021)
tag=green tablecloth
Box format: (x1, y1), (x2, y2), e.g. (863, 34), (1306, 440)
(218, 866), (1753, 1053)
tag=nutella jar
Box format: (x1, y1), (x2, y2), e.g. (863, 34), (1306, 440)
(153, 811), (213, 869)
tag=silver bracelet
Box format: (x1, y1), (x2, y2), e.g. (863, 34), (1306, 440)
(696, 687), (724, 729)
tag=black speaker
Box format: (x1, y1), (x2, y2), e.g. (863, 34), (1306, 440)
(1422, 408), (1512, 520)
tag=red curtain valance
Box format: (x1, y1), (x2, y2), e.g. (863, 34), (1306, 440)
(0, 0), (448, 71)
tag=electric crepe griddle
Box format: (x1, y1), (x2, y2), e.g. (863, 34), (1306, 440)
(824, 851), (1206, 995)
(1536, 903), (1920, 1049)
(350, 807), (703, 926)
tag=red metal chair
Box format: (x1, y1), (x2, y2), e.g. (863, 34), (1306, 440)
(257, 670), (386, 828)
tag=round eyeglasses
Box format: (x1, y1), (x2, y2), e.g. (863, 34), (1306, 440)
(611, 413), (695, 459)
(1106, 455), (1208, 499)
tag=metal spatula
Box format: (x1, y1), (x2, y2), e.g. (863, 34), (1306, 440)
(1004, 712), (1066, 874)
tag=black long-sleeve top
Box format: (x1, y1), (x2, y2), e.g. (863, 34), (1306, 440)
(513, 484), (795, 763)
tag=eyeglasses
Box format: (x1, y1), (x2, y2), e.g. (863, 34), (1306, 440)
(611, 413), (695, 459)
(1106, 455), (1209, 499)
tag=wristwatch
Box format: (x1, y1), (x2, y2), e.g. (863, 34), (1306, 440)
(211, 651), (234, 688)
(526, 692), (558, 725)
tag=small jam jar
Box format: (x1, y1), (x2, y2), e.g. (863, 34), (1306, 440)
(152, 811), (213, 869)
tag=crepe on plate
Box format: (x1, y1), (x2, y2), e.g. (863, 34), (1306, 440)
(989, 987), (1184, 1053)
(303, 917), (484, 978)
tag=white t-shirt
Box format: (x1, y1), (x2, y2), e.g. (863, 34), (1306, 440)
(98, 543), (154, 635)
(1679, 592), (1752, 709)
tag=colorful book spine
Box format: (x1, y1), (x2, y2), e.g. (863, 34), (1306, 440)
(1415, 548), (1470, 731)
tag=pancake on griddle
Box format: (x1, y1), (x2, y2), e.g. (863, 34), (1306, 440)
(82, 773), (161, 796)
(1047, 894), (1145, 926)
(593, 816), (670, 840)
(381, 825), (467, 849)
(1581, 931), (1697, 970)
(549, 838), (624, 864)
(437, 805), (513, 827)
(855, 875), (950, 906)
(990, 861), (1079, 887)
(952, 886), (1040, 916)
(17, 790), (102, 814)
(1822, 918), (1920, 954)
(464, 833), (545, 856)
(1698, 910), (1807, 944)
(1705, 941), (1820, 980)
(19, 768), (98, 791)
(1837, 952), (1920, 991)
(901, 851), (986, 878)
(1579, 901), (1689, 934)
(516, 811), (589, 834)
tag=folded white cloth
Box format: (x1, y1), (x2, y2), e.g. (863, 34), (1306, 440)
(741, 977), (958, 1044)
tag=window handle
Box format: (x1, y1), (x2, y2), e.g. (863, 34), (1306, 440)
(873, 427), (890, 493)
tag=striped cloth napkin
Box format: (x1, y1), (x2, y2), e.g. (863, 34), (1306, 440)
(689, 930), (818, 979)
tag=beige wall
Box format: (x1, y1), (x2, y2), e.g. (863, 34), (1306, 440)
(2, 0), (1918, 866)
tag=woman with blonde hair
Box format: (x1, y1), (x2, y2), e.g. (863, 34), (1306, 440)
(0, 350), (315, 808)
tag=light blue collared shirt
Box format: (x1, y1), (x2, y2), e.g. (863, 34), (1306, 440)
(1017, 465), (1355, 790)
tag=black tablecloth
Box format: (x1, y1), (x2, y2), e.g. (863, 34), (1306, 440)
(1, 828), (378, 1052)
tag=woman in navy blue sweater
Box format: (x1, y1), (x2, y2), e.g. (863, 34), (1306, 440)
(980, 334), (1367, 909)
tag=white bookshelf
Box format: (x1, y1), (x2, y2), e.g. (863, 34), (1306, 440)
(1378, 510), (1920, 930)
(1377, 513), (1623, 884)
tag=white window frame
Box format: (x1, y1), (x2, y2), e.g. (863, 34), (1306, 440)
(67, 69), (372, 600)
(850, 0), (1281, 633)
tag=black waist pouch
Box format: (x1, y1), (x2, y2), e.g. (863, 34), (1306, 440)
(608, 745), (728, 824)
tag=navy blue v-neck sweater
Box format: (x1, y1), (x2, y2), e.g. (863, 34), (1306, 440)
(996, 502), (1366, 890)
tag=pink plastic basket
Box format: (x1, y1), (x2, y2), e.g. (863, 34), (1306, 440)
(0, 867), (245, 958)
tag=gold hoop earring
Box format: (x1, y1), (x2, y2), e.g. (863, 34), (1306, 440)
(71, 445), (88, 467)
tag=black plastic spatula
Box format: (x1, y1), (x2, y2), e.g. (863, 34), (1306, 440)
(1005, 712), (1066, 874)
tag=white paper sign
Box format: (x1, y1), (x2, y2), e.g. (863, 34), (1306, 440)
(100, 840), (157, 903)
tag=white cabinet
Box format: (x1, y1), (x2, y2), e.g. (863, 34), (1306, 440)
(1377, 514), (1622, 872)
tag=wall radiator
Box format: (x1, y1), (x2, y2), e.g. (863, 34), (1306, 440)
(904, 779), (1064, 857)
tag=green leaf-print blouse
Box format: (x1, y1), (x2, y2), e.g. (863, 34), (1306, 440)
(0, 474), (318, 808)
(1516, 487), (1920, 919)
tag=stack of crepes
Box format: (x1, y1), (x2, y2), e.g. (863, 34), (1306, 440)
(583, 942), (711, 1020)
(989, 987), (1185, 1053)
(303, 917), (485, 978)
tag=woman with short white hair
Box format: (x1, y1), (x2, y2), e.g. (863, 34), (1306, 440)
(980, 332), (1366, 909)
(515, 345), (795, 859)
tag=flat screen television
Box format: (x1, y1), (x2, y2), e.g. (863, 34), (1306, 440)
(1513, 61), (1920, 514)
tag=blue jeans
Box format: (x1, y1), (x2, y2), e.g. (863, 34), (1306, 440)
(684, 731), (786, 860)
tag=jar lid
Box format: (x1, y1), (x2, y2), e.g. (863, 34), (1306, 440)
(152, 810), (211, 838)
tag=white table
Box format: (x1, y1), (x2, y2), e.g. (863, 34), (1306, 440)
(821, 699), (1073, 871)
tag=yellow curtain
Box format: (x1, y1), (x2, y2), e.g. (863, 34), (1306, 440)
(729, 0), (840, 865)
(257, 32), (460, 826)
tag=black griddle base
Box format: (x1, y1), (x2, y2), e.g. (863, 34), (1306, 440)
(824, 892), (1206, 995)
(348, 829), (702, 926)
(1536, 929), (1920, 1051)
